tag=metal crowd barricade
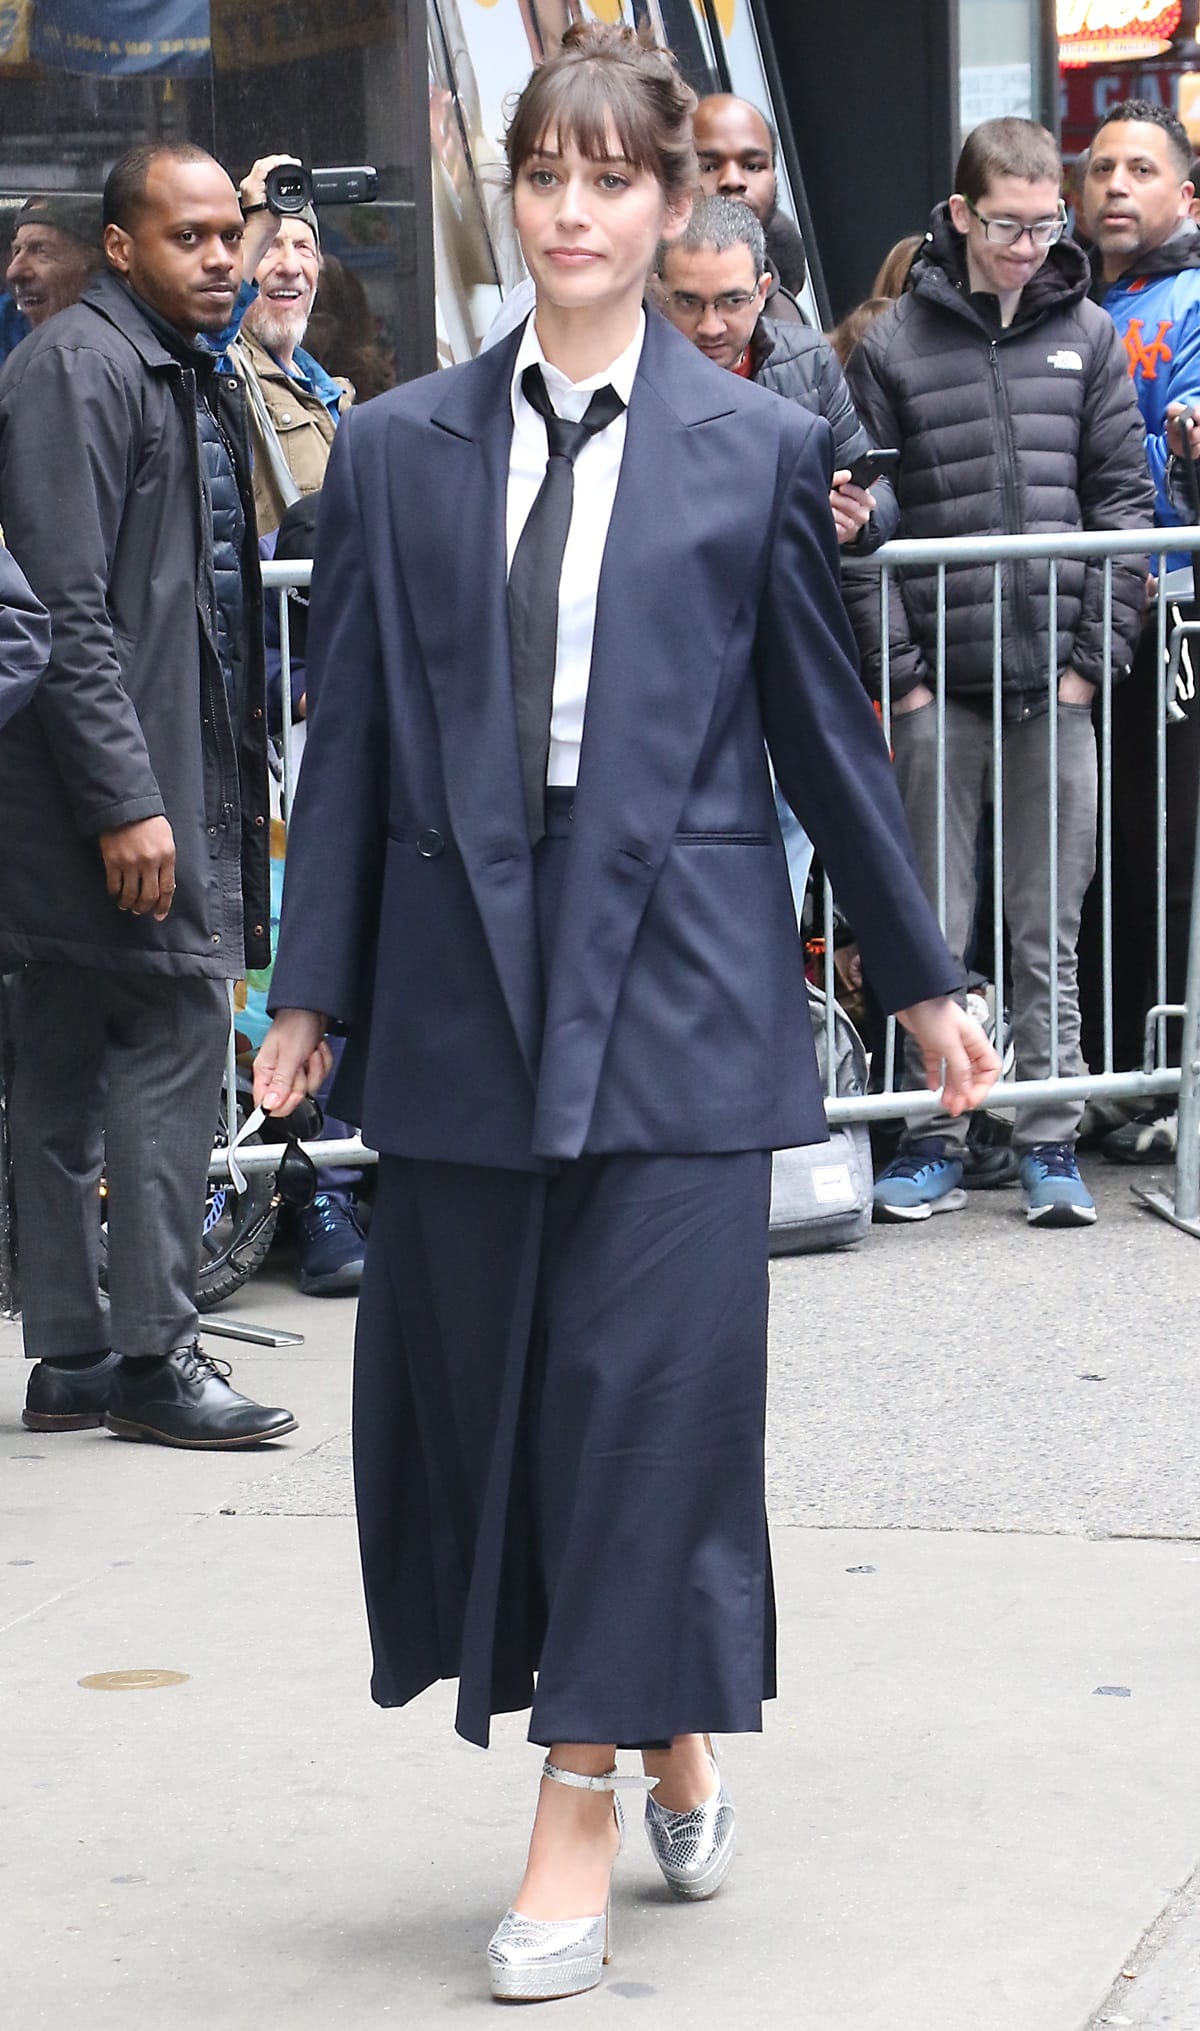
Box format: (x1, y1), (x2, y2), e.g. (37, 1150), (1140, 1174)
(213, 534), (1200, 1239)
(211, 557), (376, 1184)
(817, 524), (1200, 1235)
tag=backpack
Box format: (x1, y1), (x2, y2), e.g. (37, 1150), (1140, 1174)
(769, 984), (874, 1255)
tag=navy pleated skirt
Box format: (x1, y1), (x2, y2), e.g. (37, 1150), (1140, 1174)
(351, 792), (776, 1747)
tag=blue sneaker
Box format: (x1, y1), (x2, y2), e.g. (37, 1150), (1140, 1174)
(295, 1192), (366, 1295)
(872, 1138), (967, 1222)
(1018, 1143), (1097, 1227)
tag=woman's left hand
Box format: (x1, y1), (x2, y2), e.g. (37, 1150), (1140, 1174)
(895, 995), (1000, 1116)
(253, 1007), (332, 1117)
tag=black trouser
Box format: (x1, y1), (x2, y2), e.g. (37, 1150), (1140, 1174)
(1077, 606), (1200, 1072)
(7, 964), (229, 1359)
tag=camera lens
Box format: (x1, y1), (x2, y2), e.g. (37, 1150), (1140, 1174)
(264, 163), (313, 215)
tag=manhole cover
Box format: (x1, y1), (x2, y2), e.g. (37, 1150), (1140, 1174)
(78, 1670), (189, 1692)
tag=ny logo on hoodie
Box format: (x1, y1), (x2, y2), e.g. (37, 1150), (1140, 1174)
(1124, 317), (1174, 381)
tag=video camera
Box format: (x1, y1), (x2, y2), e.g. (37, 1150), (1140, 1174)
(263, 163), (378, 213)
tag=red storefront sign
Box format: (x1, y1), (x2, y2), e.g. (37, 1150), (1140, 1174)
(1059, 1), (1182, 68)
(1060, 57), (1184, 156)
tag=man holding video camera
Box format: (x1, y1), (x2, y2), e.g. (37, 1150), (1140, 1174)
(0, 141), (299, 1447)
(229, 169), (353, 538)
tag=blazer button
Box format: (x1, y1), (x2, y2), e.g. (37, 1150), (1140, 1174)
(417, 829), (445, 858)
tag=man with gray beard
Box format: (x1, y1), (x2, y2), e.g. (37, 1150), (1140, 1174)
(231, 202), (352, 537)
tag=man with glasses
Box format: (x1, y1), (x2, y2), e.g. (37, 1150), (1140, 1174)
(1075, 101), (1200, 1163)
(844, 117), (1153, 1228)
(656, 196), (893, 549)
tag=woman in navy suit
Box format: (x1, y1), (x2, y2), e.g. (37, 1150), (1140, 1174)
(255, 24), (997, 2004)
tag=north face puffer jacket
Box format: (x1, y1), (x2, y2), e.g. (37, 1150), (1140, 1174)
(843, 205), (1155, 704)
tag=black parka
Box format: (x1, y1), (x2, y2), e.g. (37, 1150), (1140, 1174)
(0, 271), (270, 976)
(843, 206), (1155, 705)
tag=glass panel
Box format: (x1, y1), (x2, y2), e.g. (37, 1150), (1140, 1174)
(0, 0), (425, 392)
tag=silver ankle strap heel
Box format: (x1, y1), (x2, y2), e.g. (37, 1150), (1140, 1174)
(541, 1758), (659, 1795)
(487, 1762), (650, 2003)
(644, 1744), (737, 1901)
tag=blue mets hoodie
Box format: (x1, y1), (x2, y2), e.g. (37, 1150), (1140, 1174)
(1096, 221), (1200, 563)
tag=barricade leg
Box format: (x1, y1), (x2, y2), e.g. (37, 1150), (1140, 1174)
(1136, 755), (1200, 1234)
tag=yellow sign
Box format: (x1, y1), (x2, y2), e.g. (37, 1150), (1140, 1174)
(1180, 72), (1200, 141)
(0, 0), (31, 64)
(1058, 0), (1181, 68)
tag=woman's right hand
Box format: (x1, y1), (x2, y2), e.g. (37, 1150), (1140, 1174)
(253, 1008), (331, 1117)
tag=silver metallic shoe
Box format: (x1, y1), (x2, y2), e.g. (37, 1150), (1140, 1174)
(487, 1760), (655, 2003)
(644, 1745), (736, 1900)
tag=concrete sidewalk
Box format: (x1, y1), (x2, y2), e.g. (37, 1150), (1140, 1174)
(2, 1158), (1198, 2030)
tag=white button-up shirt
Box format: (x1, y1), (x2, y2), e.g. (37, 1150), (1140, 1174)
(506, 310), (645, 787)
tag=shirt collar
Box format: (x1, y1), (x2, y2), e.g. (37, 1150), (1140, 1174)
(510, 307), (645, 426)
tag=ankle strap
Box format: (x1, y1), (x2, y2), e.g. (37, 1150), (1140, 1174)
(541, 1758), (657, 1793)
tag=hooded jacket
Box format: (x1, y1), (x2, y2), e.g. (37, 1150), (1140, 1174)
(1091, 221), (1200, 553)
(844, 204), (1154, 704)
(0, 271), (270, 977)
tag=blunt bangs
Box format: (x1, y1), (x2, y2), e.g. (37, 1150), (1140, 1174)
(505, 24), (697, 205)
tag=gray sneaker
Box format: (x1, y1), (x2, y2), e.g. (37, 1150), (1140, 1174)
(1102, 1111), (1177, 1165)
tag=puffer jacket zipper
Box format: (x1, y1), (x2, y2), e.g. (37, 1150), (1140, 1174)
(988, 338), (1039, 691)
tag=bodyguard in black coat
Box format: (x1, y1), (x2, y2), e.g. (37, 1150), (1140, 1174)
(0, 148), (293, 1453)
(257, 25), (997, 2005)
(0, 267), (270, 974)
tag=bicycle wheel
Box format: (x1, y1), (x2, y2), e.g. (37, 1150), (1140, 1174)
(97, 1094), (279, 1312)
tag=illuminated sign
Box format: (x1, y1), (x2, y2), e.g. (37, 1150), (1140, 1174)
(1059, 0), (1182, 68)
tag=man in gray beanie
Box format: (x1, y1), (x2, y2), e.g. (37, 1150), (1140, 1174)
(6, 194), (104, 329)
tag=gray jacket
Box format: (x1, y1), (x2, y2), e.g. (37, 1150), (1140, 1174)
(0, 272), (270, 976)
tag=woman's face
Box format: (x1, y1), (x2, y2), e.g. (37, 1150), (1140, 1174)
(513, 122), (688, 320)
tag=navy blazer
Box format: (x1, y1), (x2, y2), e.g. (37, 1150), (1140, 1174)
(269, 309), (958, 1168)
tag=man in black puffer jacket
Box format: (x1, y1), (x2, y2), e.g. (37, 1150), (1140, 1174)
(844, 116), (1154, 1231)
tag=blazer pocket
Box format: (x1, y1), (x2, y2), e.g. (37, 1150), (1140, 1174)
(673, 830), (773, 845)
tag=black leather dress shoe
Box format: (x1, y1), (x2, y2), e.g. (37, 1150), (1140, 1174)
(23, 1352), (123, 1431)
(104, 1344), (298, 1449)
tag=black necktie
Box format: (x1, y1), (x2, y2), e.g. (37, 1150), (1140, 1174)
(508, 363), (626, 844)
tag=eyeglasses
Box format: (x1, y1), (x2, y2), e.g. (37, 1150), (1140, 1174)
(962, 197), (1067, 248)
(667, 289), (758, 318)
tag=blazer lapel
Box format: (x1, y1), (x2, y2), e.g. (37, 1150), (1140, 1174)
(389, 335), (542, 1085)
(534, 314), (757, 1157)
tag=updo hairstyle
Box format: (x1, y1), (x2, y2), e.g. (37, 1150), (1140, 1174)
(505, 22), (697, 207)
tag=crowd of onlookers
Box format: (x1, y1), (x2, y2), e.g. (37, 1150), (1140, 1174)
(1, 85), (1199, 1448)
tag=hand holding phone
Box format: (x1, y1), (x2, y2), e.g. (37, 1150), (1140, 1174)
(842, 447), (900, 491)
